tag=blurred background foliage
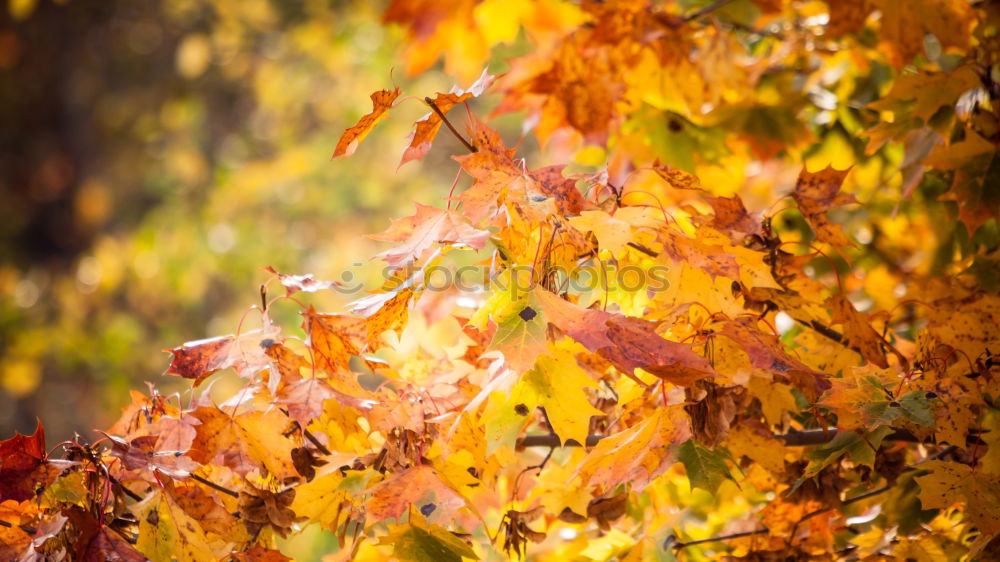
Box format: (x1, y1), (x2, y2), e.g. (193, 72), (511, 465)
(0, 0), (526, 442)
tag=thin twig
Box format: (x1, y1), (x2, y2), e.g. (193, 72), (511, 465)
(683, 0), (737, 22)
(627, 241), (660, 258)
(304, 429), (332, 456)
(425, 97), (477, 153)
(190, 473), (240, 498)
(0, 518), (37, 535)
(671, 528), (768, 549)
(517, 428), (922, 449)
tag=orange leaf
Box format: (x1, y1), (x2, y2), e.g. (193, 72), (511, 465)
(332, 87), (402, 157)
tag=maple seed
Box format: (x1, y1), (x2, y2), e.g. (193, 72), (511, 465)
(514, 404), (530, 416)
(519, 307), (538, 322)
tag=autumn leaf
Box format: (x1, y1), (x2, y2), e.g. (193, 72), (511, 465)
(791, 165), (857, 249)
(333, 87), (402, 157)
(366, 465), (469, 523)
(0, 421), (53, 502)
(370, 203), (490, 269)
(578, 407), (691, 492)
(597, 316), (717, 386)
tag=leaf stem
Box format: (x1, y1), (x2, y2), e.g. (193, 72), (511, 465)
(425, 97), (477, 154)
(670, 528), (768, 550)
(190, 473), (240, 498)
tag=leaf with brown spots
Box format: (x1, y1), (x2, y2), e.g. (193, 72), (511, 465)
(366, 465), (469, 523)
(791, 165), (857, 248)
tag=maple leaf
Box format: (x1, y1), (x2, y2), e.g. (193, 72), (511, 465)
(827, 294), (890, 368)
(719, 316), (830, 400)
(578, 407), (691, 493)
(187, 407), (298, 480)
(370, 203), (490, 269)
(678, 439), (734, 492)
(0, 422), (57, 502)
(874, 0), (974, 69)
(302, 307), (368, 373)
(332, 87), (402, 157)
(701, 194), (762, 242)
(136, 486), (217, 562)
(491, 341), (603, 447)
(597, 316), (717, 386)
(365, 465), (469, 523)
(916, 460), (1000, 537)
(165, 324), (280, 387)
(791, 165), (858, 249)
(105, 433), (199, 479)
(400, 68), (496, 167)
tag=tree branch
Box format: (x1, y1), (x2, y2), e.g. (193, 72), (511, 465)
(674, 444), (959, 551)
(517, 427), (925, 449)
(669, 528), (768, 550)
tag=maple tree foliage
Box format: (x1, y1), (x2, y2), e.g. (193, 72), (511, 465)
(3, 0), (1000, 560)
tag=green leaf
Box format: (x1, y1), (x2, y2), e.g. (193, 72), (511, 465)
(898, 390), (935, 426)
(678, 439), (732, 492)
(802, 426), (894, 480)
(378, 512), (478, 562)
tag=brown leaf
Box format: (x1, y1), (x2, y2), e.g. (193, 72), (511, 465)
(791, 165), (857, 248)
(239, 482), (303, 539)
(719, 317), (830, 400)
(683, 384), (745, 448)
(171, 483), (238, 536)
(597, 316), (717, 386)
(587, 491), (627, 531)
(529, 165), (593, 216)
(232, 545), (293, 562)
(83, 527), (148, 562)
(332, 87), (401, 157)
(827, 294), (889, 368)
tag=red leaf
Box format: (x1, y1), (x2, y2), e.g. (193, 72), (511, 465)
(0, 422), (50, 502)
